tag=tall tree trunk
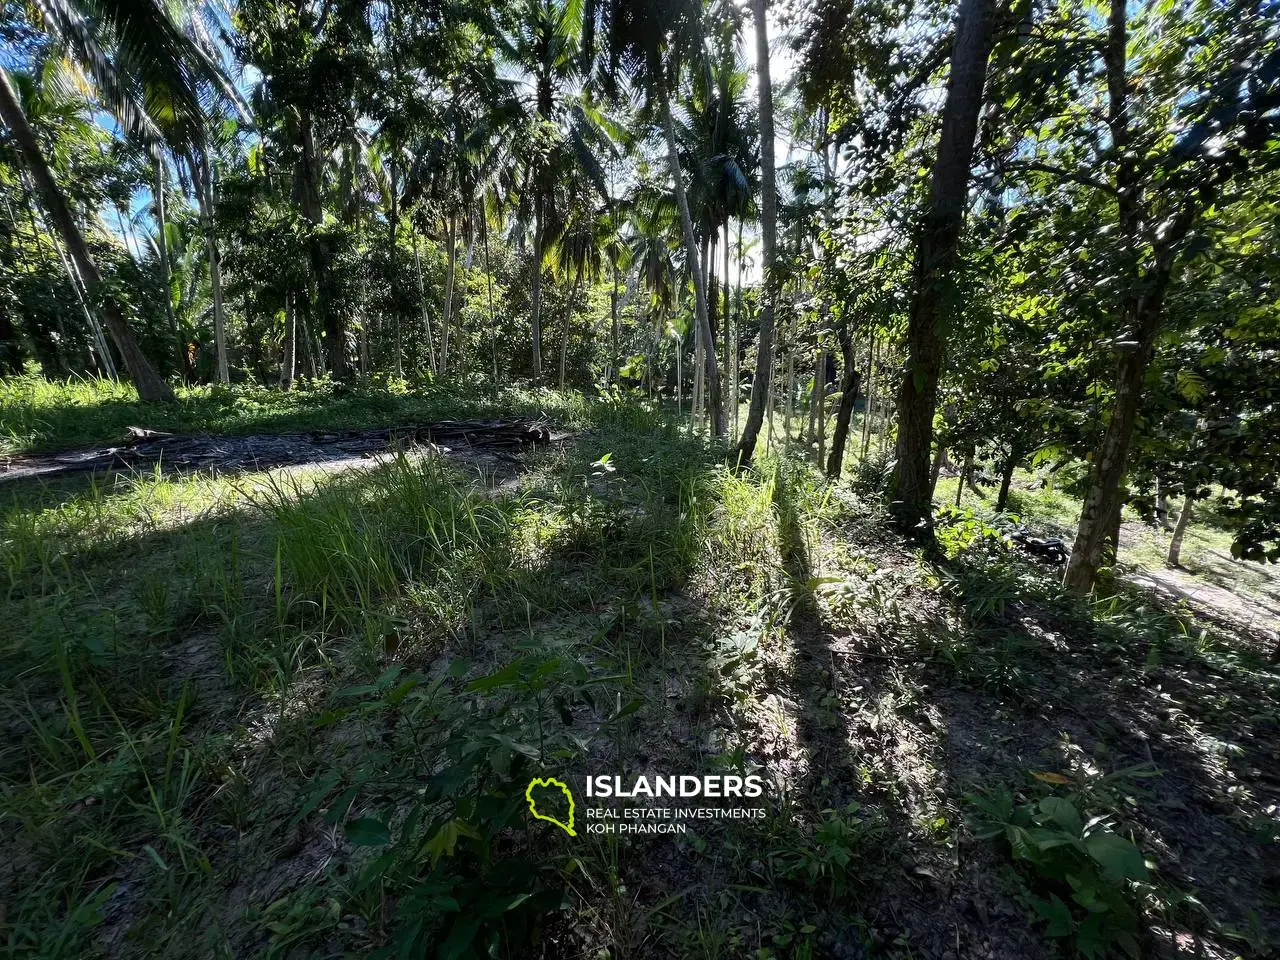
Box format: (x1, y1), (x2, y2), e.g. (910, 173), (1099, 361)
(861, 335), (875, 458)
(609, 256), (619, 384)
(441, 212), (456, 375)
(1063, 0), (1195, 592)
(659, 80), (722, 438)
(299, 109), (342, 380)
(280, 290), (297, 389)
(28, 192), (113, 377)
(675, 335), (683, 416)
(152, 154), (185, 379)
(193, 154), (230, 385)
(1155, 481), (1173, 532)
(482, 211), (498, 389)
(736, 0), (777, 462)
(722, 221), (731, 432)
(559, 276), (580, 390)
(996, 446), (1020, 511)
(816, 350), (828, 466)
(530, 192), (545, 385)
(0, 68), (172, 401)
(956, 448), (973, 507)
(888, 0), (993, 533)
(826, 321), (859, 478)
(0, 298), (21, 375)
(929, 444), (943, 496)
(412, 232), (437, 374)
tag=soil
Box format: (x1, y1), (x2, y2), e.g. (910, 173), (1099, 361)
(0, 419), (565, 485)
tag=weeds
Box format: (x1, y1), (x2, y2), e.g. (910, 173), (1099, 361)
(2, 384), (1275, 959)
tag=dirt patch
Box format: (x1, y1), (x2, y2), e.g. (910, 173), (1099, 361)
(0, 420), (566, 485)
(1129, 567), (1280, 655)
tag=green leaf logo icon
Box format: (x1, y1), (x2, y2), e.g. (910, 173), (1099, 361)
(525, 777), (577, 836)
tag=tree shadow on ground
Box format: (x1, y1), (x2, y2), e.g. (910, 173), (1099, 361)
(928, 548), (1280, 957)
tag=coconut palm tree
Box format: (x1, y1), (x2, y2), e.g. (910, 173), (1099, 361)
(0, 0), (234, 401)
(734, 0), (779, 462)
(596, 0), (724, 436)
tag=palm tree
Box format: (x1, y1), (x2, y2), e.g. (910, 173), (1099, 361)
(0, 67), (172, 399)
(736, 0), (779, 463)
(597, 0), (724, 435)
(0, 0), (235, 401)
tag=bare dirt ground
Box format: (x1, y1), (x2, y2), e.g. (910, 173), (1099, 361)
(0, 419), (562, 485)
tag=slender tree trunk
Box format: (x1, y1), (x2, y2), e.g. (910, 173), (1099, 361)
(996, 446), (1020, 511)
(298, 109), (341, 379)
(610, 257), (619, 384)
(1063, 0), (1198, 592)
(152, 155), (185, 379)
(412, 232), (437, 374)
(280, 290), (297, 389)
(778, 343), (788, 442)
(32, 194), (113, 377)
(482, 212), (498, 391)
(1064, 290), (1176, 590)
(559, 276), (580, 390)
(861, 336), (876, 458)
(0, 295), (22, 374)
(1155, 482), (1173, 531)
(659, 80), (722, 437)
(734, 220), (743, 439)
(722, 221), (731, 432)
(888, 0), (993, 533)
(826, 322), (859, 478)
(441, 212), (456, 375)
(816, 350), (827, 467)
(0, 68), (172, 400)
(675, 336), (683, 416)
(530, 192), (545, 385)
(194, 156), (230, 385)
(736, 0), (777, 462)
(956, 449), (973, 507)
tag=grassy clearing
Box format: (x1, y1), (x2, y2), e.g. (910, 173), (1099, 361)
(935, 471), (1280, 618)
(0, 375), (587, 455)
(2, 387), (1277, 959)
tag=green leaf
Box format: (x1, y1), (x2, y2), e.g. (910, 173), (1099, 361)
(466, 660), (521, 691)
(1032, 893), (1074, 938)
(345, 817), (391, 847)
(1039, 796), (1083, 835)
(1083, 829), (1148, 881)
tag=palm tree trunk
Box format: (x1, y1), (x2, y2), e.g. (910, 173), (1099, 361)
(531, 192), (545, 385)
(441, 212), (456, 375)
(412, 232), (437, 374)
(559, 276), (580, 390)
(30, 193), (114, 377)
(722, 220), (731, 434)
(0, 68), (173, 401)
(610, 258), (619, 384)
(659, 79), (722, 437)
(280, 290), (297, 389)
(482, 210), (498, 390)
(152, 154), (185, 379)
(735, 0), (777, 462)
(675, 334), (683, 416)
(734, 220), (743, 439)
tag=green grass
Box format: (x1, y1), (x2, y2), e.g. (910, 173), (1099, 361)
(2, 380), (1276, 959)
(934, 470), (1280, 611)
